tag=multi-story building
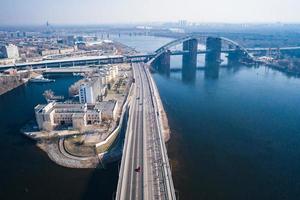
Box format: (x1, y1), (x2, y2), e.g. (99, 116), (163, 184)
(0, 44), (19, 59)
(35, 102), (102, 131)
(59, 47), (76, 54)
(97, 65), (119, 84)
(79, 78), (102, 104)
(109, 65), (119, 80)
(67, 35), (75, 46)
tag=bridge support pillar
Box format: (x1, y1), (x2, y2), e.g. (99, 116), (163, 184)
(227, 48), (244, 65)
(205, 37), (222, 66)
(153, 50), (171, 74)
(182, 39), (198, 71)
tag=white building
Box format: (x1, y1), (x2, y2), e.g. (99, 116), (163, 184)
(79, 78), (102, 104)
(0, 44), (19, 59)
(96, 65), (119, 85)
(35, 102), (102, 131)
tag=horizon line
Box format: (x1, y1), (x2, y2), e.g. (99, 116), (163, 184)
(2, 21), (300, 27)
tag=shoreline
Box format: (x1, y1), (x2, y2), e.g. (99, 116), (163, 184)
(21, 68), (133, 169)
(0, 79), (27, 96)
(145, 64), (171, 142)
(21, 110), (125, 169)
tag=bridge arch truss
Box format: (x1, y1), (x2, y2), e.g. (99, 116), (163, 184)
(150, 34), (253, 64)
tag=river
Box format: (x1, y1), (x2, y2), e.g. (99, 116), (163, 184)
(114, 35), (300, 199)
(1, 35), (300, 200)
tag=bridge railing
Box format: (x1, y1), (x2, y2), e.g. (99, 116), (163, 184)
(144, 64), (177, 200)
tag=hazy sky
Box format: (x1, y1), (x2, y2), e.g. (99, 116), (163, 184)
(0, 0), (299, 25)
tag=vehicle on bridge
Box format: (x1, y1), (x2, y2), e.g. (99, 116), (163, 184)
(135, 166), (141, 173)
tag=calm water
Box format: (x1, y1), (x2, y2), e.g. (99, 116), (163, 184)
(154, 66), (300, 199)
(115, 36), (300, 199)
(1, 36), (300, 200)
(0, 76), (118, 200)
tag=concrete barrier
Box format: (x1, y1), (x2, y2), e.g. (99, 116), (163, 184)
(145, 64), (171, 142)
(95, 82), (134, 153)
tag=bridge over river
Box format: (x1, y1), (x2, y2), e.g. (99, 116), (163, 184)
(1, 34), (300, 73)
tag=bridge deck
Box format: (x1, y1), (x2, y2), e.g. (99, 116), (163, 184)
(2, 44), (300, 71)
(116, 63), (176, 200)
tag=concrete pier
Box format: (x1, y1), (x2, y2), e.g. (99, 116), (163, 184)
(227, 48), (244, 65)
(205, 37), (222, 66)
(182, 39), (198, 70)
(154, 50), (171, 74)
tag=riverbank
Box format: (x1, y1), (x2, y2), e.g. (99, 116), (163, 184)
(0, 75), (27, 95)
(267, 62), (300, 77)
(0, 71), (42, 96)
(21, 124), (102, 168)
(38, 139), (100, 168)
(145, 64), (171, 142)
(21, 108), (124, 168)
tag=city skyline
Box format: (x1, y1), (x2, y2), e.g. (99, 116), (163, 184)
(1, 0), (300, 25)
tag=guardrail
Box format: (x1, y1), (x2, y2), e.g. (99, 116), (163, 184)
(115, 67), (137, 200)
(144, 64), (176, 200)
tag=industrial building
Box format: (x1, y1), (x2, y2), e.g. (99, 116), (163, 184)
(35, 100), (119, 131)
(34, 64), (121, 131)
(35, 102), (102, 131)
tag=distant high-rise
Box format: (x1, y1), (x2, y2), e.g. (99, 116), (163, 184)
(178, 20), (187, 27)
(45, 21), (52, 34)
(0, 44), (19, 59)
(67, 35), (75, 46)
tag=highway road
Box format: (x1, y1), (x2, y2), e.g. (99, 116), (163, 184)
(116, 63), (176, 200)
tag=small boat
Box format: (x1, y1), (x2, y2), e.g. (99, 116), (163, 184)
(30, 75), (55, 83)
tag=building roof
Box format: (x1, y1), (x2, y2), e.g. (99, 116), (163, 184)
(34, 104), (46, 113)
(95, 100), (117, 113)
(80, 77), (101, 87)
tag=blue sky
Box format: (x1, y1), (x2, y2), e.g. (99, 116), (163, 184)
(0, 0), (299, 25)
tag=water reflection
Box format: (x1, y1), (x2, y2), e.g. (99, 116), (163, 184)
(204, 63), (220, 80)
(182, 67), (196, 84)
(158, 66), (170, 77)
(153, 65), (300, 200)
(181, 56), (197, 84)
